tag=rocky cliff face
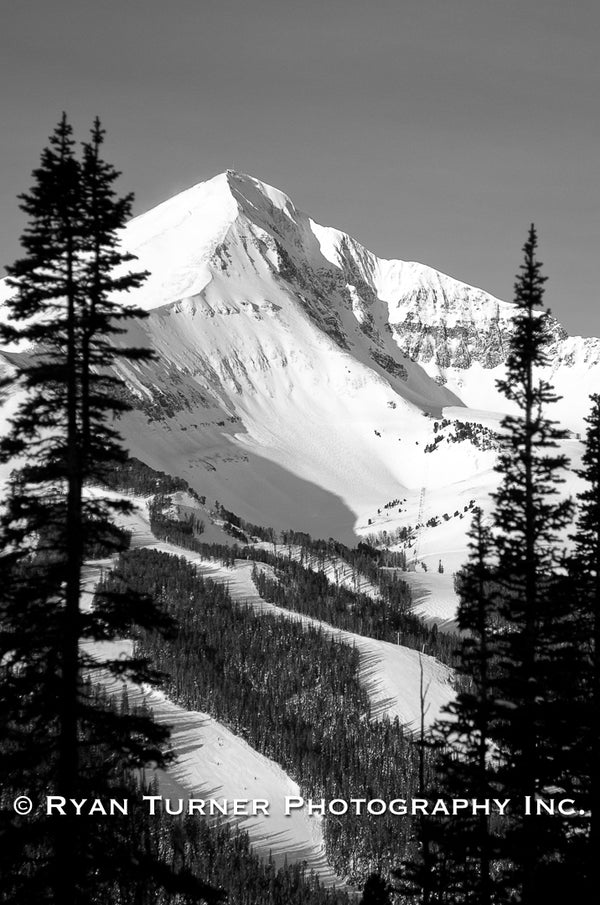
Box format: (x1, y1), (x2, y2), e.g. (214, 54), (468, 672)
(390, 305), (572, 371)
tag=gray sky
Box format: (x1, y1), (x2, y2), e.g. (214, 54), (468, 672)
(1, 0), (598, 334)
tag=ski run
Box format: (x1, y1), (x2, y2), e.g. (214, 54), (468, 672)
(79, 498), (454, 886)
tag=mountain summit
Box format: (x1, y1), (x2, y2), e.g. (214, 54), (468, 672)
(1, 171), (599, 548)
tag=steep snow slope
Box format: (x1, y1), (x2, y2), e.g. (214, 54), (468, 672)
(1, 169), (597, 567)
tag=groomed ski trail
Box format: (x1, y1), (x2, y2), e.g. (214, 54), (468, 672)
(79, 497), (455, 886)
(80, 559), (343, 887)
(121, 500), (455, 731)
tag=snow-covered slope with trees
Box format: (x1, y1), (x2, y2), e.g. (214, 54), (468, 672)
(2, 173), (593, 886)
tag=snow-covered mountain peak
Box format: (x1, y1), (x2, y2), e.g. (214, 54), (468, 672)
(126, 169), (299, 254)
(119, 170), (316, 312)
(224, 170), (299, 222)
(127, 172), (237, 244)
(119, 169), (514, 350)
(2, 169), (600, 549)
(120, 172), (238, 311)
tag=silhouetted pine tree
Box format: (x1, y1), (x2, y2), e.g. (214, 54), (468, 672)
(561, 392), (600, 891)
(489, 225), (575, 900)
(0, 116), (223, 904)
(404, 227), (581, 903)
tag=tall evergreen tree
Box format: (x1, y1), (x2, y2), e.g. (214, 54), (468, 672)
(490, 225), (575, 899)
(0, 116), (90, 902)
(562, 393), (600, 890)
(0, 116), (222, 904)
(407, 227), (582, 903)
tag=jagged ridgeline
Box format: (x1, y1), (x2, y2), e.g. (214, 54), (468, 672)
(3, 169), (593, 546)
(98, 548), (438, 883)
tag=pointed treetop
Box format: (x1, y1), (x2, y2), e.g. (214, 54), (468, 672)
(514, 222), (547, 312)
